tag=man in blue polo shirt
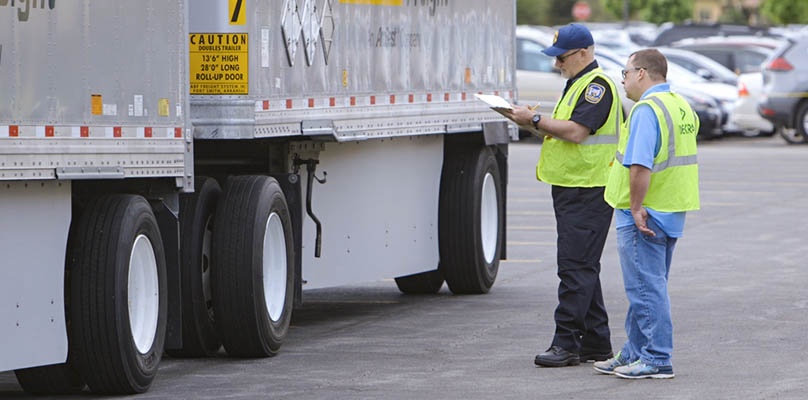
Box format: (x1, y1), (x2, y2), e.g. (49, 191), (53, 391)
(595, 48), (700, 379)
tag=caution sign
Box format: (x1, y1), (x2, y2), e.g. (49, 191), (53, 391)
(189, 33), (249, 95)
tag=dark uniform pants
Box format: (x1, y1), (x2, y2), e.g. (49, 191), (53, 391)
(550, 185), (613, 353)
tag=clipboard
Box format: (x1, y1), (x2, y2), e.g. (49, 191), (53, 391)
(474, 93), (545, 137)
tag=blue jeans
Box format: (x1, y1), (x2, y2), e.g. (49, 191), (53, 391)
(616, 217), (677, 367)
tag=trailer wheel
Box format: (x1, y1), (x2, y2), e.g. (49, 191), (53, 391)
(439, 145), (503, 294)
(69, 195), (167, 394)
(14, 363), (85, 395)
(212, 176), (294, 357)
(395, 269), (444, 294)
(167, 177), (222, 357)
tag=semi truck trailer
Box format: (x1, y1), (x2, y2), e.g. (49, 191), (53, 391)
(1, 0), (516, 394)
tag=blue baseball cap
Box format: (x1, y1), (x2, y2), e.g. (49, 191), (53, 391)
(541, 24), (594, 57)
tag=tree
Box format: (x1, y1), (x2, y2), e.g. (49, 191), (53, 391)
(547, 0), (580, 25)
(760, 0), (808, 25)
(518, 0), (615, 26)
(604, 0), (646, 21)
(641, 0), (692, 24)
(516, 0), (551, 25)
(604, 0), (691, 24)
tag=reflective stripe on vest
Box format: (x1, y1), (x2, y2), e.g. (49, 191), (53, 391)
(584, 134), (618, 145)
(614, 96), (697, 172)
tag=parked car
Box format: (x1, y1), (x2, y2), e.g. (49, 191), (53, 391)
(658, 47), (738, 86)
(590, 28), (641, 57)
(653, 22), (775, 47)
(729, 72), (774, 137)
(671, 36), (779, 74)
(758, 34), (808, 144)
(666, 62), (737, 138)
(515, 26), (565, 113)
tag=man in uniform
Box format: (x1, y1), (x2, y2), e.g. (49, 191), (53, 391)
(507, 23), (623, 367)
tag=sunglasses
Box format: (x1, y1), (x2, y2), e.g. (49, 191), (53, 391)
(556, 48), (582, 63)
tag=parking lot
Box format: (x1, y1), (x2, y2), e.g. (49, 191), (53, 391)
(1, 135), (806, 399)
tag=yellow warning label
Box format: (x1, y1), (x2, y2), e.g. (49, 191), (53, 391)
(91, 94), (102, 115)
(189, 33), (249, 95)
(158, 98), (170, 117)
(229, 0), (246, 25)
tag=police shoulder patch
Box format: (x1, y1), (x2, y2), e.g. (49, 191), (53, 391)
(584, 83), (606, 104)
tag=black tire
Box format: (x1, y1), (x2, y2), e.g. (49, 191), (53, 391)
(167, 177), (222, 357)
(780, 102), (808, 144)
(68, 195), (167, 394)
(14, 364), (85, 395)
(438, 145), (503, 294)
(395, 269), (445, 294)
(212, 175), (295, 357)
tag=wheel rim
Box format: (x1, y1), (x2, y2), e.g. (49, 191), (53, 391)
(801, 113), (808, 139)
(263, 212), (287, 322)
(128, 234), (159, 354)
(480, 171), (499, 264)
(202, 215), (214, 321)
(781, 127), (801, 142)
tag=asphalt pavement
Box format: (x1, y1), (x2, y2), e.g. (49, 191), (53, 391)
(1, 135), (806, 399)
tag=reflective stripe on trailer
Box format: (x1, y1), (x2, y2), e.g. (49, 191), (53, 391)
(0, 126), (184, 139)
(253, 90), (514, 111)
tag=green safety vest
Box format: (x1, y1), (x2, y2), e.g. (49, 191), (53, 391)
(604, 92), (700, 212)
(536, 68), (622, 187)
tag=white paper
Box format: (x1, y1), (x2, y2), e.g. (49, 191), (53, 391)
(473, 93), (513, 110)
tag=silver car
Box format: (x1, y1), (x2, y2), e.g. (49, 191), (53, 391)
(759, 34), (808, 144)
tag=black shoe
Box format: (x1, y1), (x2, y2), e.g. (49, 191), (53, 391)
(580, 349), (613, 362)
(534, 346), (580, 367)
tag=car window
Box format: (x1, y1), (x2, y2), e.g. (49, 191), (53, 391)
(516, 38), (555, 73)
(691, 49), (734, 71)
(784, 38), (808, 70)
(735, 50), (768, 73)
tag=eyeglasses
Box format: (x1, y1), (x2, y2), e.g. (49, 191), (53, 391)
(621, 67), (645, 79)
(556, 48), (582, 64)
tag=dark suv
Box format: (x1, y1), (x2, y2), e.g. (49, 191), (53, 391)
(758, 34), (808, 144)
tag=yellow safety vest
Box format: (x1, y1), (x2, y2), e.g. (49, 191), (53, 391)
(604, 92), (700, 212)
(536, 68), (622, 187)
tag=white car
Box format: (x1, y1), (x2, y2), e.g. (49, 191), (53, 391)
(515, 26), (566, 114)
(728, 72), (775, 137)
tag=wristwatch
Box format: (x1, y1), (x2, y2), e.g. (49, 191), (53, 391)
(531, 112), (542, 129)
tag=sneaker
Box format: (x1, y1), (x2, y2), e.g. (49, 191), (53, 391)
(593, 352), (627, 375)
(613, 360), (674, 379)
